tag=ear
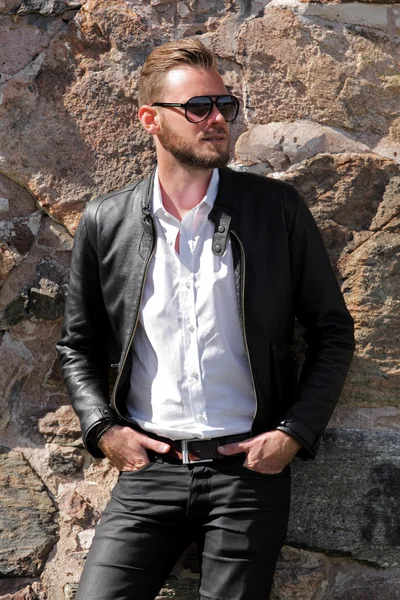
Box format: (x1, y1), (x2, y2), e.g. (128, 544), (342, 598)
(138, 105), (160, 134)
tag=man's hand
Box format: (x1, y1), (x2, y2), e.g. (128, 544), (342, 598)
(218, 430), (302, 474)
(97, 425), (170, 472)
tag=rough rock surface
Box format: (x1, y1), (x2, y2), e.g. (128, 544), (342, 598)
(272, 546), (400, 600)
(0, 0), (399, 599)
(289, 428), (400, 567)
(0, 446), (58, 577)
(236, 6), (400, 149)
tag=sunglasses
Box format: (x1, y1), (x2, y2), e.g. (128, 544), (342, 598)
(151, 95), (239, 123)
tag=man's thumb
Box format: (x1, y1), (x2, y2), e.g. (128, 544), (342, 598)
(144, 436), (170, 454)
(218, 442), (243, 456)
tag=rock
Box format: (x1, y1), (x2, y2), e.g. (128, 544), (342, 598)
(0, 1), (21, 15)
(330, 406), (400, 432)
(237, 7), (400, 135)
(0, 10), (65, 79)
(59, 490), (100, 527)
(0, 242), (17, 284)
(48, 447), (84, 476)
(28, 256), (69, 321)
(38, 405), (81, 445)
(0, 212), (42, 255)
(0, 175), (37, 219)
(63, 583), (78, 599)
(0, 332), (33, 431)
(9, 1), (83, 16)
(0, 0), (158, 233)
(296, 2), (400, 31)
(235, 121), (370, 171)
(1, 257), (69, 326)
(288, 428), (400, 567)
(76, 528), (95, 551)
(300, 0), (399, 4)
(272, 546), (400, 600)
(0, 446), (58, 577)
(0, 212), (42, 288)
(0, 586), (34, 600)
(1, 287), (30, 328)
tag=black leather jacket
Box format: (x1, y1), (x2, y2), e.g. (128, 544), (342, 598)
(57, 167), (355, 459)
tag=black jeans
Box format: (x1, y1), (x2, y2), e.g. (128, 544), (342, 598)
(75, 457), (290, 600)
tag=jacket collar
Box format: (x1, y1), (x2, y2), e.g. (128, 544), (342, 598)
(141, 166), (237, 256)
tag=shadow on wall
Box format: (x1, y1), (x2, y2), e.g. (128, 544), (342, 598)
(361, 462), (400, 547)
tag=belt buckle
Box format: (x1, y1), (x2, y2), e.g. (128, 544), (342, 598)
(181, 439), (214, 465)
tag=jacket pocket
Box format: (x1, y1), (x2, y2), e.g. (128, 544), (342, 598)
(271, 342), (298, 416)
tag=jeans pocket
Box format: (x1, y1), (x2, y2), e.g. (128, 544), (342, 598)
(240, 464), (290, 480)
(118, 461), (155, 476)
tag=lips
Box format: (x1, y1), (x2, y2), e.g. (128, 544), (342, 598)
(201, 129), (227, 141)
(202, 134), (227, 141)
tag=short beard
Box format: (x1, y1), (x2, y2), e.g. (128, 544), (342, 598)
(158, 118), (230, 169)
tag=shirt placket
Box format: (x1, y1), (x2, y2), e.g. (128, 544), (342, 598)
(180, 208), (207, 432)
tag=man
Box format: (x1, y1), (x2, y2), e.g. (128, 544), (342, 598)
(57, 38), (355, 600)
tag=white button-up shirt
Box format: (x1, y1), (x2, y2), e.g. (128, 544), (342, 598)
(126, 168), (255, 440)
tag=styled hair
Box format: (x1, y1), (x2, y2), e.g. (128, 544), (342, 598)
(138, 38), (217, 107)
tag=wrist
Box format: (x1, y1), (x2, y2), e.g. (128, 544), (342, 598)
(92, 421), (121, 450)
(274, 429), (302, 453)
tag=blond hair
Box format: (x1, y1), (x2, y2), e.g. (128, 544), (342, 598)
(139, 38), (217, 107)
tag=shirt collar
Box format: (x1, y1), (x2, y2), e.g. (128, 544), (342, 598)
(152, 167), (219, 216)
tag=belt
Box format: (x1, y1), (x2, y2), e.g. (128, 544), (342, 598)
(147, 432), (250, 465)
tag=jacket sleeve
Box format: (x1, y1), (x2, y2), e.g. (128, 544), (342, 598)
(276, 188), (355, 459)
(56, 207), (120, 458)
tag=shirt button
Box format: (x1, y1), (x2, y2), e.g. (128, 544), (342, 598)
(192, 371), (199, 380)
(185, 280), (191, 288)
(188, 325), (195, 333)
(214, 244), (222, 253)
(217, 225), (225, 233)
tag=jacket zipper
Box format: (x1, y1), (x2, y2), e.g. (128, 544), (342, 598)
(111, 222), (156, 420)
(230, 229), (258, 429)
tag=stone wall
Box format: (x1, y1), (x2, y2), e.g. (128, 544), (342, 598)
(0, 1), (399, 598)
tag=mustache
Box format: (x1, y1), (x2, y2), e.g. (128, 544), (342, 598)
(200, 129), (229, 139)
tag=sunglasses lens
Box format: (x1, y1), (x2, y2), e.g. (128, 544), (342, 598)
(186, 97), (212, 122)
(216, 96), (239, 122)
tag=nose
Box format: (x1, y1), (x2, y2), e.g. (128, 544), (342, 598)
(207, 104), (226, 125)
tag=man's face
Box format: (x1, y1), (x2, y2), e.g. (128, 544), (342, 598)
(154, 67), (231, 169)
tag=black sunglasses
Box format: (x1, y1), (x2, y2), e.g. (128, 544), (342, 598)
(151, 95), (239, 123)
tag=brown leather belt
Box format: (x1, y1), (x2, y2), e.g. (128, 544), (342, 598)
(147, 432), (250, 464)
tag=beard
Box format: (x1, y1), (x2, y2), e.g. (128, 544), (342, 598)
(157, 117), (230, 169)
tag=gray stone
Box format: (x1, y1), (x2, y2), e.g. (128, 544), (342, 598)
(0, 174), (37, 219)
(10, 0), (82, 16)
(288, 428), (400, 567)
(1, 287), (30, 327)
(272, 546), (400, 600)
(48, 447), (84, 476)
(0, 332), (33, 431)
(0, 446), (58, 577)
(330, 406), (400, 432)
(1, 257), (69, 326)
(28, 256), (69, 321)
(0, 212), (42, 256)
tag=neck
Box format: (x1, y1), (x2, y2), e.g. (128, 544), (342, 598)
(157, 154), (214, 221)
